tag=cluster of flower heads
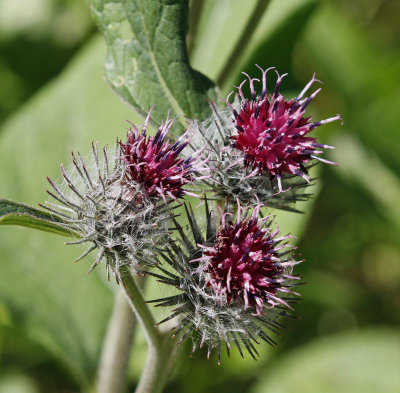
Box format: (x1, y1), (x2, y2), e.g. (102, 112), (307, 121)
(146, 67), (341, 360)
(44, 66), (341, 361)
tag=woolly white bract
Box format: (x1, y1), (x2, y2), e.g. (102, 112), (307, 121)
(42, 143), (171, 280)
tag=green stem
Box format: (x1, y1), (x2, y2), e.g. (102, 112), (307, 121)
(119, 266), (178, 393)
(134, 337), (179, 393)
(120, 266), (160, 347)
(97, 289), (136, 393)
(217, 0), (271, 88)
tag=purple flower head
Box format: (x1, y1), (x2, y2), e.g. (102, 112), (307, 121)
(191, 105), (313, 212)
(148, 201), (301, 362)
(198, 201), (300, 315)
(120, 109), (208, 202)
(227, 66), (342, 191)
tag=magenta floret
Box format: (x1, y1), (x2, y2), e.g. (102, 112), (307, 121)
(120, 110), (208, 202)
(198, 202), (300, 315)
(227, 67), (342, 191)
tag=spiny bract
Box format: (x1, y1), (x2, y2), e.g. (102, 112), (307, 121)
(148, 201), (301, 364)
(191, 103), (314, 213)
(42, 142), (172, 280)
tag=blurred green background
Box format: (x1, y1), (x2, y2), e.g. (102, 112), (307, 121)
(0, 0), (399, 392)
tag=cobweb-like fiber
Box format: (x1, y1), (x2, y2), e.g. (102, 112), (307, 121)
(42, 143), (171, 280)
(148, 202), (301, 364)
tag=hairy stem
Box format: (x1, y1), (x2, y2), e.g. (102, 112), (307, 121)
(97, 289), (136, 393)
(134, 336), (179, 393)
(120, 266), (160, 347)
(217, 0), (271, 88)
(119, 266), (178, 393)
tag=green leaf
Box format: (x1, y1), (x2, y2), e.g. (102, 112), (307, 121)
(251, 329), (400, 393)
(89, 0), (218, 130)
(0, 37), (132, 388)
(0, 199), (75, 237)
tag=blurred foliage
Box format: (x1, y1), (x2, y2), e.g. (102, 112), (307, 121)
(0, 0), (399, 392)
(251, 329), (400, 393)
(0, 0), (94, 126)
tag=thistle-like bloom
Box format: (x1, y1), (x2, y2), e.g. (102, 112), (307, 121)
(227, 66), (342, 191)
(199, 202), (299, 316)
(120, 110), (208, 203)
(41, 143), (171, 279)
(191, 104), (312, 212)
(148, 202), (301, 363)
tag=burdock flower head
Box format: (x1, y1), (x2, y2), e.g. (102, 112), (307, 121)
(192, 103), (313, 212)
(120, 109), (209, 203)
(148, 201), (301, 363)
(227, 66), (342, 191)
(41, 109), (205, 280)
(192, 67), (342, 212)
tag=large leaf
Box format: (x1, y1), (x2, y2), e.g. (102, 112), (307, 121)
(89, 0), (218, 130)
(252, 329), (400, 393)
(0, 37), (138, 388)
(0, 199), (74, 237)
